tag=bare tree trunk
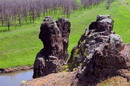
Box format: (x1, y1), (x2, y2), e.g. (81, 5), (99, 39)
(7, 21), (10, 31)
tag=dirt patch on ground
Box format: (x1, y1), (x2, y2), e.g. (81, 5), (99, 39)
(97, 76), (130, 86)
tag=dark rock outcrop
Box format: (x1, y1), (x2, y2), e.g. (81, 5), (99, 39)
(33, 17), (71, 78)
(69, 15), (130, 86)
(22, 15), (130, 86)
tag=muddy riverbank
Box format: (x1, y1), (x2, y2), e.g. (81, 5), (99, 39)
(0, 66), (33, 74)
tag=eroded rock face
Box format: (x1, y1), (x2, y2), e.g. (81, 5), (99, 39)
(33, 17), (71, 78)
(69, 15), (130, 86)
(56, 18), (71, 60)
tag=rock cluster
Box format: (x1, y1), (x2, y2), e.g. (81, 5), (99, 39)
(69, 15), (130, 86)
(33, 17), (71, 78)
(23, 15), (130, 86)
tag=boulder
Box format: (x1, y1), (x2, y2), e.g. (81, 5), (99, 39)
(33, 17), (71, 78)
(69, 15), (130, 86)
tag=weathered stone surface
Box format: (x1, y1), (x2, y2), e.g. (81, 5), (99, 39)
(33, 17), (71, 78)
(56, 18), (71, 60)
(69, 15), (130, 86)
(21, 72), (76, 86)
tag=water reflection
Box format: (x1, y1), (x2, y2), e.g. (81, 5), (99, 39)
(0, 70), (33, 86)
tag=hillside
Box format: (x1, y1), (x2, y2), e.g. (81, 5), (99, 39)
(0, 0), (130, 68)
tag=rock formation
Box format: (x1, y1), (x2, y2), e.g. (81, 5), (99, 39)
(69, 15), (130, 86)
(22, 15), (130, 86)
(33, 17), (71, 78)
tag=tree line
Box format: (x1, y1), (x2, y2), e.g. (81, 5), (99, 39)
(81, 0), (105, 8)
(0, 0), (106, 30)
(0, 0), (77, 30)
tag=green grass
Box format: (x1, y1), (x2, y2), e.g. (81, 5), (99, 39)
(0, 0), (130, 68)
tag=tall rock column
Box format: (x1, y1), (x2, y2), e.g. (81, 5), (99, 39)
(33, 17), (71, 78)
(56, 18), (71, 60)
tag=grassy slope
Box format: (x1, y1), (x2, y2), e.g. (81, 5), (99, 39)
(0, 0), (130, 68)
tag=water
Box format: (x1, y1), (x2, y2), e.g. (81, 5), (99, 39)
(0, 70), (33, 86)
